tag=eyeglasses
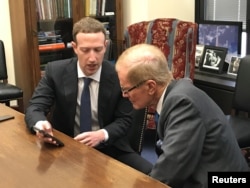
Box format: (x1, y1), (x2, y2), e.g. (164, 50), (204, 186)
(121, 80), (146, 95)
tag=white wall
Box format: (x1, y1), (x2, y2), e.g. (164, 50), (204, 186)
(123, 0), (195, 30)
(0, 1), (15, 84)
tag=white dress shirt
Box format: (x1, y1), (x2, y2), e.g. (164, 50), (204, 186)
(74, 61), (108, 141)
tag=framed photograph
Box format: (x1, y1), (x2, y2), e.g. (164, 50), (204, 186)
(227, 56), (241, 76)
(195, 44), (205, 67)
(199, 45), (228, 74)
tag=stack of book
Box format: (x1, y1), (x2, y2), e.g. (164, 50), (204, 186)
(36, 0), (72, 20)
(85, 0), (115, 17)
(38, 31), (65, 52)
(39, 43), (65, 52)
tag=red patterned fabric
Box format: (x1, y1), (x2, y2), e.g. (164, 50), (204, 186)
(125, 18), (197, 80)
(124, 18), (198, 129)
(127, 21), (149, 46)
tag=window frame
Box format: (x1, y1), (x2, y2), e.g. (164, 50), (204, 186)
(195, 0), (250, 54)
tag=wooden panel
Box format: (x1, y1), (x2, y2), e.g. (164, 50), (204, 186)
(115, 0), (124, 58)
(72, 0), (85, 24)
(9, 0), (41, 111)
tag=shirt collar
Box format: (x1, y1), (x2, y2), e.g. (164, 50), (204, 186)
(77, 61), (101, 82)
(156, 86), (167, 116)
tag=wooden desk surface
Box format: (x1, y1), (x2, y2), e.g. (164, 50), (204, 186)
(0, 104), (170, 188)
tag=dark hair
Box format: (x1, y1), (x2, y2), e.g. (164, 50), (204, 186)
(72, 17), (106, 42)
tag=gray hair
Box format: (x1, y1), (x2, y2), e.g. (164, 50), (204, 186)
(116, 43), (173, 85)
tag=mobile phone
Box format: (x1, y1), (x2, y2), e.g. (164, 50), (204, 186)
(0, 115), (14, 122)
(33, 126), (64, 147)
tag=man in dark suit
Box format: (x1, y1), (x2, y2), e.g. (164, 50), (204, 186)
(25, 17), (152, 174)
(115, 43), (249, 188)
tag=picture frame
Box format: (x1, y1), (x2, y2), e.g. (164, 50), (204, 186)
(199, 45), (228, 74)
(195, 44), (205, 67)
(227, 56), (241, 76)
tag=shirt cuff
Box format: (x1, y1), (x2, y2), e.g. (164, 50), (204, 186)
(101, 129), (109, 142)
(34, 120), (47, 129)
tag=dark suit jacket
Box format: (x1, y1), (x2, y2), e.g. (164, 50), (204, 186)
(25, 58), (134, 152)
(150, 79), (249, 188)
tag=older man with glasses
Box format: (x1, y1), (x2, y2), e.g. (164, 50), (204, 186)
(115, 43), (249, 188)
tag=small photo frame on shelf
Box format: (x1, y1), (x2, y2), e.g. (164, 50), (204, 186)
(195, 44), (204, 67)
(199, 45), (228, 74)
(227, 56), (241, 76)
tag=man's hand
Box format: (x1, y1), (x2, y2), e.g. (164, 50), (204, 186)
(74, 129), (105, 147)
(33, 120), (56, 145)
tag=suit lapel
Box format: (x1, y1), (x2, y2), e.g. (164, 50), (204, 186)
(63, 58), (78, 107)
(98, 61), (116, 125)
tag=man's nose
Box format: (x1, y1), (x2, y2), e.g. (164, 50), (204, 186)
(89, 50), (97, 61)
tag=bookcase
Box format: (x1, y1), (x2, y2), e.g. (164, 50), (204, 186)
(8, 0), (123, 111)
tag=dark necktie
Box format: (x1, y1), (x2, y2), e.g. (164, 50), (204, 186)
(154, 111), (160, 126)
(80, 77), (92, 132)
(154, 111), (163, 156)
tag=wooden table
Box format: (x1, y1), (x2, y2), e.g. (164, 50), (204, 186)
(0, 104), (170, 188)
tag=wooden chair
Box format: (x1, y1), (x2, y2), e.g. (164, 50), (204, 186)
(0, 40), (24, 112)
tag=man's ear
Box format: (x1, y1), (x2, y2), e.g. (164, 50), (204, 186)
(104, 39), (108, 48)
(147, 80), (157, 95)
(71, 41), (76, 48)
(71, 41), (77, 53)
